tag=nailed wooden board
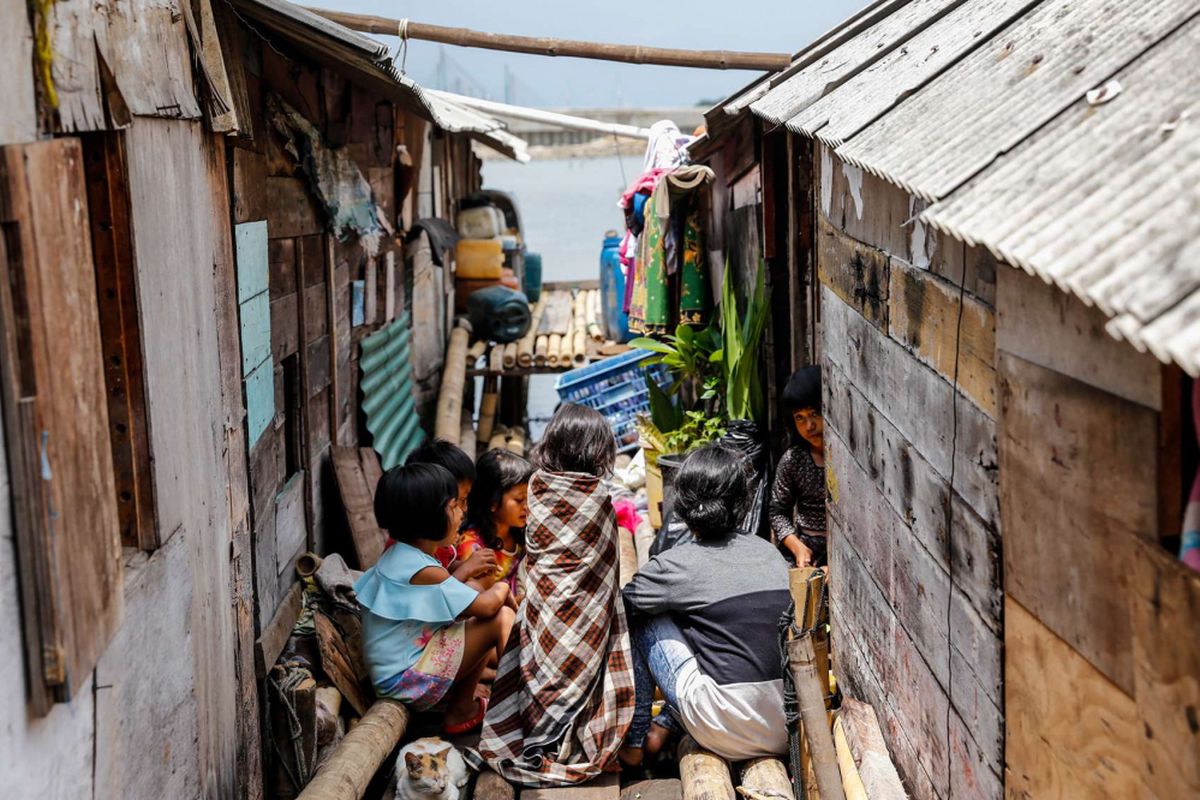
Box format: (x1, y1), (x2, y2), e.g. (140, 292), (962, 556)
(821, 287), (998, 524)
(818, 144), (910, 260)
(827, 429), (1002, 767)
(275, 472), (308, 597)
(537, 291), (573, 336)
(825, 362), (1002, 624)
(265, 177), (324, 239)
(314, 610), (371, 716)
(0, 138), (123, 701)
(232, 146), (269, 223)
(832, 533), (1002, 800)
(1129, 538), (1200, 798)
(996, 266), (1161, 411)
(888, 258), (996, 418)
(816, 217), (889, 330)
(332, 446), (388, 568)
(1004, 596), (1142, 800)
(997, 352), (1157, 693)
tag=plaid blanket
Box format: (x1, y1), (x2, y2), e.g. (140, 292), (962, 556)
(467, 469), (635, 786)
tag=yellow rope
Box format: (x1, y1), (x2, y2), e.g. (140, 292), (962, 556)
(33, 0), (59, 109)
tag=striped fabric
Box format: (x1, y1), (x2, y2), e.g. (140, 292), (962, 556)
(467, 470), (635, 786)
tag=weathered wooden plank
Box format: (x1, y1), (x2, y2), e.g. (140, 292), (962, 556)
(332, 446), (387, 569)
(1129, 538), (1200, 798)
(308, 388), (332, 455)
(825, 363), (1002, 625)
(822, 287), (998, 524)
(245, 360), (275, 448)
(304, 282), (330, 342)
(255, 581), (303, 679)
(275, 473), (308, 589)
(240, 291), (271, 376)
(817, 217), (889, 330)
(306, 335), (333, 396)
(254, 501), (278, 630)
(998, 352), (1157, 693)
(888, 258), (996, 418)
(232, 146), (269, 223)
(0, 138), (122, 701)
(1004, 596), (1142, 800)
(996, 265), (1161, 410)
(269, 237), (298, 299)
(522, 773), (620, 800)
(831, 533), (1002, 800)
(0, 0), (36, 144)
(818, 143), (910, 259)
(270, 293), (300, 362)
(266, 177), (323, 239)
(827, 429), (1002, 769)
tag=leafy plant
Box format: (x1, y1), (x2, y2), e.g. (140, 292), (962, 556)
(645, 371), (683, 433)
(630, 323), (722, 416)
(660, 411), (726, 455)
(716, 260), (771, 422)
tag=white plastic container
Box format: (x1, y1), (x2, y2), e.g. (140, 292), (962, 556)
(457, 206), (505, 240)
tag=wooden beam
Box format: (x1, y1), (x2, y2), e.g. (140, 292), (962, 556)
(306, 9), (791, 71)
(255, 581), (303, 678)
(679, 736), (735, 800)
(297, 699), (410, 800)
(836, 699), (907, 800)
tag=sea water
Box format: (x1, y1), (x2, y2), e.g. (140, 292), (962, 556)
(482, 155), (633, 439)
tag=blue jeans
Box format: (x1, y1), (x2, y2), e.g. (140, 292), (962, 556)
(626, 614), (693, 747)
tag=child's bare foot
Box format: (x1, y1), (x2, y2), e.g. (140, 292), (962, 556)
(617, 745), (644, 768)
(645, 723), (672, 756)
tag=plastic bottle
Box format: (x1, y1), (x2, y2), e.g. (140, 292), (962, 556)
(599, 230), (631, 343)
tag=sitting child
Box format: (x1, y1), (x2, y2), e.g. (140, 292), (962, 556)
(402, 440), (480, 570)
(458, 449), (534, 599)
(620, 444), (791, 764)
(469, 404), (635, 786)
(355, 463), (514, 733)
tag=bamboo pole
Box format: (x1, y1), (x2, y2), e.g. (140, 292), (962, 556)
(489, 343), (505, 374)
(503, 342), (518, 369)
(586, 289), (603, 341)
(547, 334), (562, 367)
(466, 339), (487, 366)
(787, 568), (844, 800)
(296, 699), (410, 800)
(506, 426), (526, 457)
(572, 330), (587, 367)
(833, 715), (868, 800)
(306, 9), (793, 71)
(488, 425), (509, 452)
(618, 529), (638, 588)
(517, 299), (545, 367)
(477, 377), (499, 445)
(679, 735), (736, 800)
(435, 321), (471, 444)
(460, 408), (476, 457)
(534, 335), (549, 366)
(838, 699), (907, 800)
(435, 91), (651, 138)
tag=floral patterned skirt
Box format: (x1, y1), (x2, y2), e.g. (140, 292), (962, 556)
(377, 620), (466, 711)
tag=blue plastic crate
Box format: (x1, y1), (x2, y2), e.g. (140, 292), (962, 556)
(555, 349), (671, 452)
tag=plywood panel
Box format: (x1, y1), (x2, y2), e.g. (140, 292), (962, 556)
(816, 217), (889, 330)
(1129, 538), (1200, 798)
(997, 266), (1161, 410)
(889, 258), (996, 418)
(0, 0), (36, 144)
(822, 287), (998, 525)
(1005, 596), (1143, 800)
(998, 352), (1157, 693)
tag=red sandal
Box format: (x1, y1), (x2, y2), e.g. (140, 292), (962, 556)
(443, 697), (488, 735)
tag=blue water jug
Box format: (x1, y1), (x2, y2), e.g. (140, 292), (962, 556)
(600, 230), (631, 343)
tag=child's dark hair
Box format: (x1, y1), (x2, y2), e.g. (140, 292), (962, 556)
(782, 366), (822, 413)
(374, 463), (459, 542)
(673, 444), (750, 539)
(533, 403), (616, 476)
(405, 438), (477, 484)
(467, 449), (535, 547)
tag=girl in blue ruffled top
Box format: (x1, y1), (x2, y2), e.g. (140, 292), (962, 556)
(355, 462), (515, 733)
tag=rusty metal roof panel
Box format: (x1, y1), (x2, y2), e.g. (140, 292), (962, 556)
(834, 0), (1200, 201)
(789, 0), (1039, 146)
(923, 16), (1200, 372)
(748, 0), (966, 126)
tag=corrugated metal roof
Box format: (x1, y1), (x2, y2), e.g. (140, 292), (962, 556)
(423, 93), (531, 162)
(749, 0), (963, 126)
(360, 313), (424, 468)
(924, 16), (1200, 372)
(834, 0), (1200, 201)
(789, 0), (1038, 146)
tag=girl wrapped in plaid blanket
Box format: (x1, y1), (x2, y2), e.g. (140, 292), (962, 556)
(468, 404), (636, 786)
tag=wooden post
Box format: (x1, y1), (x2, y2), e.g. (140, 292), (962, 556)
(296, 700), (410, 800)
(306, 9), (792, 71)
(477, 376), (499, 445)
(739, 758), (796, 800)
(679, 735), (735, 800)
(837, 699), (907, 800)
(435, 320), (471, 443)
(786, 567), (843, 800)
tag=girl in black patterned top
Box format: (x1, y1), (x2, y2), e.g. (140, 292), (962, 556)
(770, 367), (827, 567)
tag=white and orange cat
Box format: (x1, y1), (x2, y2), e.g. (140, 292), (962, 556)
(394, 737), (469, 800)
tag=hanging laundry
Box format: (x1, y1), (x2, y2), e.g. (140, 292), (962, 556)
(629, 181), (669, 335)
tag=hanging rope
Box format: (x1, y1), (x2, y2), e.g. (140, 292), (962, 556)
(394, 17), (411, 75)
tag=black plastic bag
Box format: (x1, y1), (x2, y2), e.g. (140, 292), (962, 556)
(719, 420), (769, 539)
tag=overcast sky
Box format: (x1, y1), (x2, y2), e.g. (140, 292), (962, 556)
(314, 0), (871, 107)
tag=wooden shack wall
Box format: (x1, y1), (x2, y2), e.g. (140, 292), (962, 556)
(816, 143), (1004, 800)
(996, 267), (1199, 799)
